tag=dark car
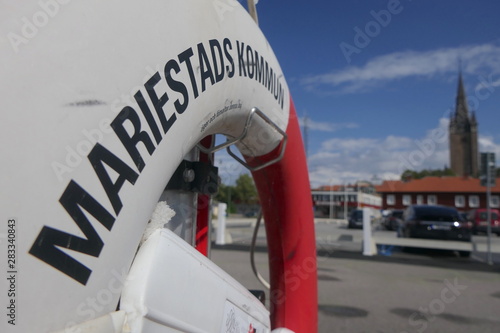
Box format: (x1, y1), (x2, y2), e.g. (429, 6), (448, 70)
(400, 204), (472, 246)
(383, 210), (404, 231)
(348, 209), (364, 229)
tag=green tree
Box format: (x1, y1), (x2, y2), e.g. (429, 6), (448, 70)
(233, 174), (258, 204)
(401, 168), (455, 180)
(215, 182), (230, 203)
(214, 174), (258, 213)
(401, 169), (417, 181)
(214, 182), (236, 213)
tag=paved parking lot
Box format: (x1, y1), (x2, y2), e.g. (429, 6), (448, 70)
(219, 217), (500, 261)
(211, 218), (500, 332)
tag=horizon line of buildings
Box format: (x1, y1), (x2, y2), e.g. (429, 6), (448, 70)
(312, 176), (500, 219)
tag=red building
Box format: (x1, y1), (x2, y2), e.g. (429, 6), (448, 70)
(376, 177), (500, 212)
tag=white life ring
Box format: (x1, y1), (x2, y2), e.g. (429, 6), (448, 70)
(1, 1), (317, 332)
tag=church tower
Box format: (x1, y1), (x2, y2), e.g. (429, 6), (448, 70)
(449, 72), (479, 177)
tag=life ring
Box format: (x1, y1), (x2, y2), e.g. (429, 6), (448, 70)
(1, 0), (317, 332)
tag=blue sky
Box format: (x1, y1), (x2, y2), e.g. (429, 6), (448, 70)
(218, 0), (500, 187)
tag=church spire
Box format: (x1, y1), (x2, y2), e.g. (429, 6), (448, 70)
(454, 69), (469, 126)
(449, 67), (479, 177)
(471, 110), (478, 127)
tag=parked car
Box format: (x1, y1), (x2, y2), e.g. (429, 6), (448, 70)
(400, 205), (472, 256)
(244, 210), (258, 218)
(467, 208), (500, 236)
(348, 209), (363, 229)
(383, 209), (404, 231)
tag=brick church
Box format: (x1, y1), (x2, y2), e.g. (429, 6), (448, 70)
(449, 71), (479, 177)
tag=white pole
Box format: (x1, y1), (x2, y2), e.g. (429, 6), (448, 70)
(247, 0), (259, 24)
(362, 207), (376, 256)
(216, 202), (227, 245)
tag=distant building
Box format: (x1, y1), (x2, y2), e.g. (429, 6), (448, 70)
(449, 72), (479, 177)
(312, 182), (381, 218)
(376, 177), (500, 212)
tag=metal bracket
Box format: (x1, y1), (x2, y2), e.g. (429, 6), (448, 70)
(197, 107), (287, 172)
(166, 160), (219, 195)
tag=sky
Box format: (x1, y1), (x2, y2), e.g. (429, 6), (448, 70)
(216, 0), (500, 187)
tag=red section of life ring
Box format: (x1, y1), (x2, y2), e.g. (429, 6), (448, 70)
(250, 98), (318, 332)
(195, 135), (215, 256)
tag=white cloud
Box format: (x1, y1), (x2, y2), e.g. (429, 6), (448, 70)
(213, 119), (500, 188)
(308, 117), (500, 187)
(308, 118), (453, 187)
(320, 137), (377, 151)
(298, 117), (359, 132)
(479, 135), (500, 160)
(382, 135), (414, 151)
(302, 42), (500, 94)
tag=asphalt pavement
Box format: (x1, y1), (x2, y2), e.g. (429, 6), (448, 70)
(211, 218), (500, 333)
